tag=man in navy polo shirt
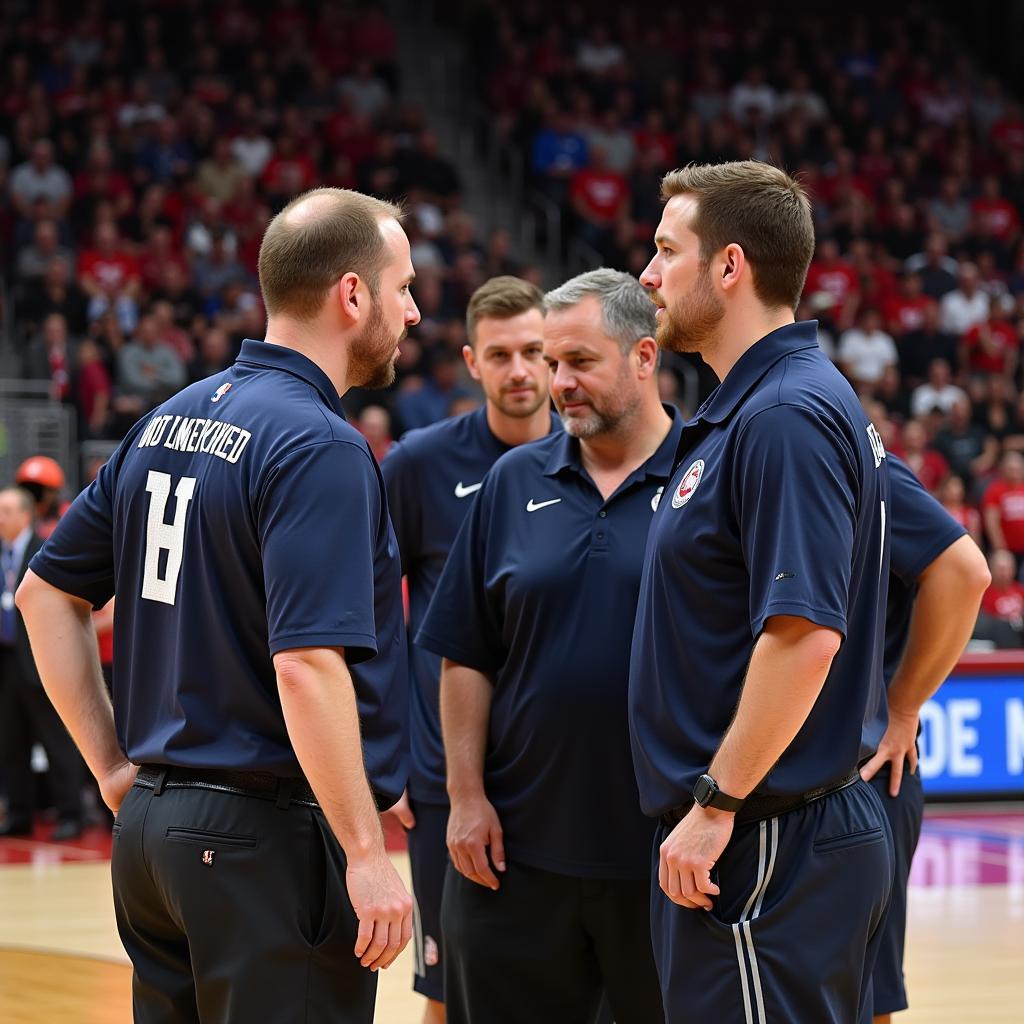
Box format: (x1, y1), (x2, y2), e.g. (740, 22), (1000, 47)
(381, 275), (559, 1022)
(860, 455), (988, 1023)
(418, 269), (674, 1023)
(16, 187), (419, 1023)
(632, 161), (893, 1024)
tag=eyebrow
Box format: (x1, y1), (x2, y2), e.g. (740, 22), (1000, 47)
(401, 272), (416, 286)
(545, 346), (599, 360)
(654, 234), (677, 247)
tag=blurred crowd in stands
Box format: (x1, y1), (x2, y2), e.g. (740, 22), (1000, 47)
(4, 1), (1024, 643)
(0, 0), (538, 452)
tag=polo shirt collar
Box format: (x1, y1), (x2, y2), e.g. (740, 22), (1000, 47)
(543, 404), (682, 479)
(235, 338), (347, 420)
(695, 320), (820, 426)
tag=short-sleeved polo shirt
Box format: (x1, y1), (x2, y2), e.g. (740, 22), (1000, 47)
(30, 339), (407, 801)
(628, 322), (891, 817)
(417, 410), (683, 879)
(382, 407), (561, 805)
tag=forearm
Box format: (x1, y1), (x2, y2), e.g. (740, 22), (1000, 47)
(15, 570), (125, 779)
(276, 648), (384, 862)
(440, 658), (493, 800)
(709, 616), (841, 798)
(888, 536), (989, 715)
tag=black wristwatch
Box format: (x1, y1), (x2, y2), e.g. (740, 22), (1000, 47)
(693, 774), (744, 812)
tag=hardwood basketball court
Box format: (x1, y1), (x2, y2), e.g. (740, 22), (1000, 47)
(1, 805), (1021, 1022)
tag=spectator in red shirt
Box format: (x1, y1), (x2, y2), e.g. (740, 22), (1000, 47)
(960, 296), (1020, 380)
(75, 336), (112, 438)
(804, 238), (860, 329)
(896, 418), (950, 493)
(939, 474), (983, 546)
(78, 220), (141, 331)
(884, 271), (934, 338)
(261, 134), (317, 204)
(971, 175), (1021, 244)
(356, 405), (394, 463)
(569, 146), (630, 256)
(983, 451), (1024, 557)
(980, 550), (1024, 627)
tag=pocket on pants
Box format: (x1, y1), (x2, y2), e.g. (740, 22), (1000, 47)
(812, 827), (885, 855)
(310, 811), (351, 949)
(165, 826), (258, 850)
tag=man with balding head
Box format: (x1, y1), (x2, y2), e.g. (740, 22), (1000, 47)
(17, 187), (420, 1022)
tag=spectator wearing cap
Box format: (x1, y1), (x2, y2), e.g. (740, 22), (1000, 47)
(14, 456), (66, 539)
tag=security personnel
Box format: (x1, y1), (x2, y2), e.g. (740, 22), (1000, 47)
(15, 455), (68, 539)
(381, 275), (559, 1022)
(16, 187), (418, 1023)
(0, 485), (84, 839)
(860, 456), (989, 1023)
(419, 269), (673, 1024)
(632, 161), (892, 1024)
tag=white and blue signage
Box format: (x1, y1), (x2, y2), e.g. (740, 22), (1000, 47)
(920, 675), (1024, 796)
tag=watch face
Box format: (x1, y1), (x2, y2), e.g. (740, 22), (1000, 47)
(694, 774), (715, 807)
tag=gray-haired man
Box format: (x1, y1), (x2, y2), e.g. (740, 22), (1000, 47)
(416, 269), (673, 1023)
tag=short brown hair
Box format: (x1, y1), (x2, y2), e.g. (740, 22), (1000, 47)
(258, 187), (403, 321)
(660, 161), (814, 311)
(466, 276), (545, 347)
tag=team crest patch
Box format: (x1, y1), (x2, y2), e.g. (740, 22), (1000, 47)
(424, 935), (439, 967)
(671, 459), (705, 508)
(211, 382), (232, 403)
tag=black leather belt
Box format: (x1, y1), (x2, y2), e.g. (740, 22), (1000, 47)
(660, 769), (861, 829)
(135, 764), (319, 809)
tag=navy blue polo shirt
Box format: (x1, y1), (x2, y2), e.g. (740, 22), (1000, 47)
(382, 406), (561, 806)
(417, 410), (683, 879)
(30, 339), (408, 802)
(883, 454), (966, 687)
(629, 322), (891, 817)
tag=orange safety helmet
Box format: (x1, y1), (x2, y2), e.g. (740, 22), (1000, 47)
(15, 455), (65, 491)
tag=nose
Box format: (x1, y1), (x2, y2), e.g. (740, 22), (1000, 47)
(509, 352), (530, 380)
(551, 362), (577, 396)
(406, 295), (421, 327)
(639, 259), (659, 289)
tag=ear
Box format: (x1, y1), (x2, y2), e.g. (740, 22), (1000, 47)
(633, 336), (660, 381)
(336, 272), (363, 324)
(462, 344), (481, 381)
(720, 243), (746, 293)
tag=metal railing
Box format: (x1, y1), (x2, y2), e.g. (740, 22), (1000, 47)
(0, 378), (78, 492)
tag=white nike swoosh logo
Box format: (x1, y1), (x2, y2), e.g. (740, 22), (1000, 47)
(526, 498), (562, 512)
(454, 482), (483, 498)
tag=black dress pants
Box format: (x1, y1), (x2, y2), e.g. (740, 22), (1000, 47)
(112, 778), (377, 1023)
(0, 647), (84, 825)
(442, 860), (664, 1024)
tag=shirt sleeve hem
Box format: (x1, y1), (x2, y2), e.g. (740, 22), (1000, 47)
(752, 602), (848, 639)
(27, 556), (113, 611)
(899, 525), (967, 584)
(268, 631), (378, 662)
(414, 629), (499, 674)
